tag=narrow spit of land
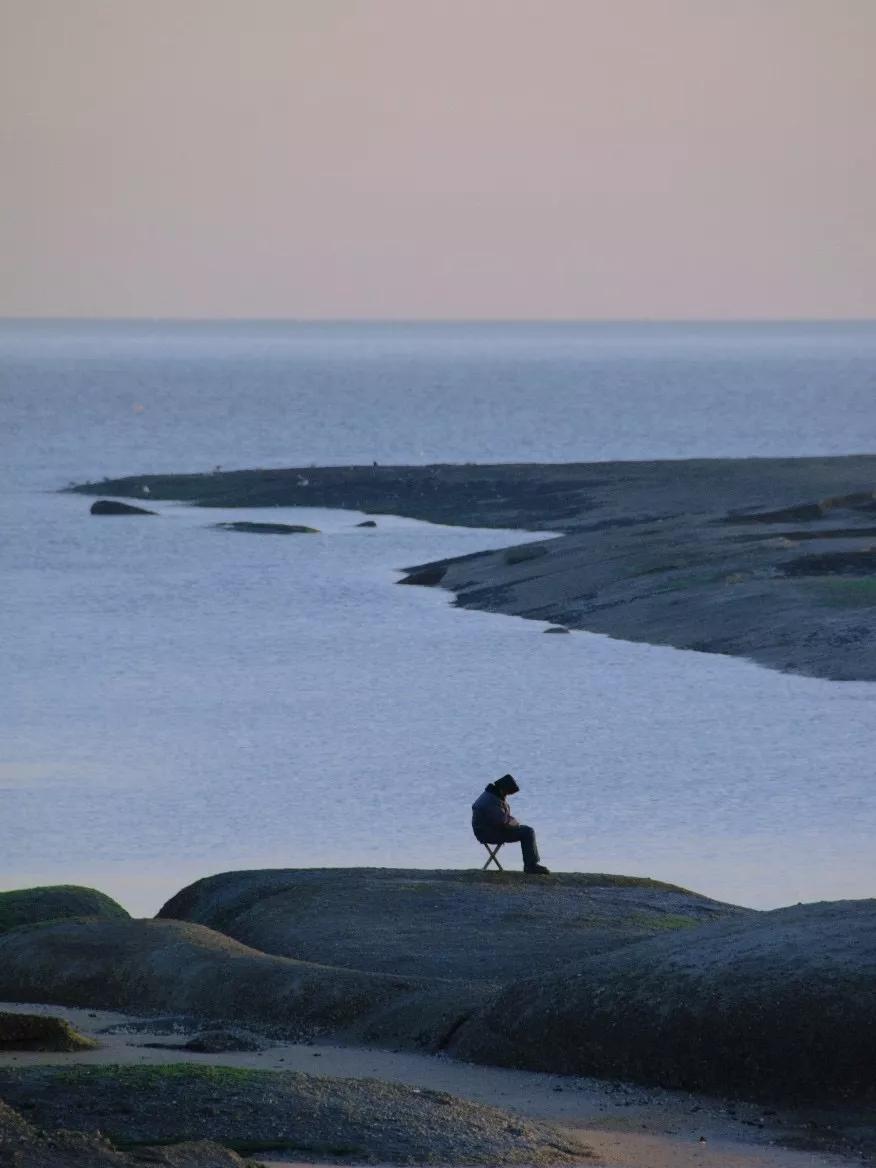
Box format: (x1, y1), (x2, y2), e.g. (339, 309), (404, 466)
(70, 456), (876, 679)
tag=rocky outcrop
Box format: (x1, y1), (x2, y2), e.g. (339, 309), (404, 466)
(782, 548), (876, 576)
(0, 1096), (250, 1167)
(450, 899), (876, 1103)
(0, 917), (483, 1050)
(157, 868), (750, 983)
(212, 521), (319, 535)
(182, 1029), (262, 1053)
(0, 1065), (588, 1166)
(4, 873), (874, 1110)
(89, 499), (156, 515)
(723, 490), (876, 525)
(0, 1011), (96, 1052)
(0, 885), (129, 935)
(0, 874), (749, 1056)
(67, 456), (876, 679)
(398, 564), (446, 586)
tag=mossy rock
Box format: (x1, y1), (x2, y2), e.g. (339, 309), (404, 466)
(451, 898), (876, 1103)
(0, 885), (129, 935)
(0, 1095), (248, 1166)
(0, 916), (483, 1052)
(0, 1063), (589, 1165)
(157, 867), (749, 984)
(0, 1010), (96, 1051)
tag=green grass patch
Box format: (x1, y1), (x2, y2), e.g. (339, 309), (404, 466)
(455, 870), (695, 894)
(113, 1136), (364, 1156)
(810, 577), (876, 608)
(625, 912), (701, 931)
(54, 1064), (262, 1088)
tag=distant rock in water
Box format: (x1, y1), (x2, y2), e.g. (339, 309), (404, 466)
(213, 521), (320, 535)
(90, 499), (156, 516)
(356, 519), (378, 527)
(543, 626), (570, 634)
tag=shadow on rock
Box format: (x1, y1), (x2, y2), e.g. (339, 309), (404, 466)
(450, 898), (876, 1104)
(0, 917), (482, 1051)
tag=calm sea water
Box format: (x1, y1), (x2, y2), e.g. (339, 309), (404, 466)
(2, 320), (875, 915)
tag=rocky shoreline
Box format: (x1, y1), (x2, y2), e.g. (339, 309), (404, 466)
(69, 456), (876, 679)
(1, 872), (875, 1166)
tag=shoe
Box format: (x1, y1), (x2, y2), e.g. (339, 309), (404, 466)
(524, 864), (551, 875)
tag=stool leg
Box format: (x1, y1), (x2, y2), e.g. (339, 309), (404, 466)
(482, 843), (504, 871)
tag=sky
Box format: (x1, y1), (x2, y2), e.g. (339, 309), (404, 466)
(1, 0), (874, 319)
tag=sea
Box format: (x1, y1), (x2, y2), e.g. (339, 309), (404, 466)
(2, 320), (875, 917)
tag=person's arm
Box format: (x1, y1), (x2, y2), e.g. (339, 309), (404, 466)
(474, 791), (512, 832)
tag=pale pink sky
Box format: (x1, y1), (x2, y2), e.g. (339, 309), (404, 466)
(1, 0), (874, 318)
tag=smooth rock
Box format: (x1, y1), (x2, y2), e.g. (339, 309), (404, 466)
(0, 1010), (96, 1051)
(157, 868), (749, 984)
(213, 521), (319, 535)
(90, 499), (156, 516)
(183, 1028), (262, 1053)
(0, 885), (129, 935)
(0, 916), (482, 1051)
(451, 898), (876, 1103)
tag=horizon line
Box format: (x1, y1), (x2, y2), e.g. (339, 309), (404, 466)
(2, 315), (876, 326)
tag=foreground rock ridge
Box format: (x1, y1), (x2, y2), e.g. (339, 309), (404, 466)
(451, 897), (876, 1103)
(0, 1064), (589, 1167)
(0, 1094), (250, 1168)
(2, 872), (874, 1114)
(69, 456), (876, 679)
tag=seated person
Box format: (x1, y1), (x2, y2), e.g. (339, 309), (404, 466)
(471, 773), (550, 874)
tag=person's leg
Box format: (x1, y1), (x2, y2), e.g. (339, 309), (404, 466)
(517, 825), (540, 869)
(499, 825), (540, 869)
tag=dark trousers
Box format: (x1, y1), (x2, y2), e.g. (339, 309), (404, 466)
(476, 824), (540, 869)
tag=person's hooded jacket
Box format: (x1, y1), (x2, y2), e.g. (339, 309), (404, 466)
(471, 783), (519, 841)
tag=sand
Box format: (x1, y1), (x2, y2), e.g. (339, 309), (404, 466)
(0, 1001), (855, 1168)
